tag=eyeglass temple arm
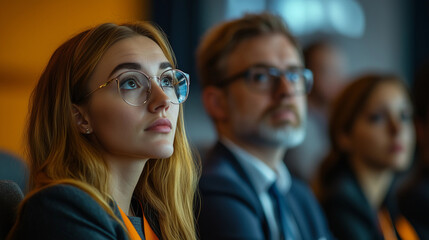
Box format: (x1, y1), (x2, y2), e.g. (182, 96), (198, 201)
(172, 73), (191, 87)
(83, 78), (116, 99)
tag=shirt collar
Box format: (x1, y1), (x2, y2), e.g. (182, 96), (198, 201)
(220, 138), (292, 195)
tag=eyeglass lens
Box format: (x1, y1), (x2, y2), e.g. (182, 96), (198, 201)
(117, 70), (189, 106)
(248, 67), (308, 93)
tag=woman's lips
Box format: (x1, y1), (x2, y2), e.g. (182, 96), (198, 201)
(145, 118), (172, 133)
(390, 142), (404, 153)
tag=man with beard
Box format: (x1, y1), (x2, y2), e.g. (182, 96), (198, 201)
(196, 13), (333, 240)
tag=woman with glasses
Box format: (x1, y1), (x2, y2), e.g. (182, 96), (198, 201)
(8, 22), (198, 240)
(313, 74), (418, 239)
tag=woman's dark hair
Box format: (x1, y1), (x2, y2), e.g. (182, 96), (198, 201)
(313, 73), (410, 200)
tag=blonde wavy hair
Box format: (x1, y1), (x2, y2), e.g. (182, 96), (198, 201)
(20, 22), (198, 240)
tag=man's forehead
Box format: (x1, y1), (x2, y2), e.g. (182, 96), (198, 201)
(227, 34), (302, 72)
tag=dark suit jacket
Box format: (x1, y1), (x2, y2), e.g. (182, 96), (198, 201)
(8, 184), (162, 240)
(398, 167), (429, 239)
(197, 142), (333, 240)
(321, 162), (403, 240)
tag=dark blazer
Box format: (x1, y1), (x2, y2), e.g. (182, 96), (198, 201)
(8, 184), (162, 240)
(197, 142), (333, 240)
(321, 162), (403, 240)
(398, 167), (429, 239)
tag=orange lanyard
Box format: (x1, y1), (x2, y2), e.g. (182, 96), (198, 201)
(395, 216), (419, 240)
(118, 205), (159, 240)
(378, 208), (419, 240)
(378, 209), (398, 240)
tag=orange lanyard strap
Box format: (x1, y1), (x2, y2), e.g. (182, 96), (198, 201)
(395, 216), (420, 240)
(378, 208), (398, 240)
(143, 213), (159, 240)
(378, 208), (420, 240)
(117, 205), (159, 240)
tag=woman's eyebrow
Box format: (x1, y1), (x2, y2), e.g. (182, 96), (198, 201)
(109, 62), (141, 78)
(160, 62), (172, 70)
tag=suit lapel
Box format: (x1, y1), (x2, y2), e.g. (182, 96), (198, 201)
(209, 142), (272, 240)
(285, 192), (310, 240)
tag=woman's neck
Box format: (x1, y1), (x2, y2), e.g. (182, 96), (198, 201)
(107, 155), (148, 216)
(351, 157), (394, 209)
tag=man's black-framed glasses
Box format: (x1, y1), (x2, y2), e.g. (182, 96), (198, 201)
(217, 65), (313, 94)
(84, 69), (190, 106)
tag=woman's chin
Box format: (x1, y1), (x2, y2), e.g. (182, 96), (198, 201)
(149, 146), (174, 159)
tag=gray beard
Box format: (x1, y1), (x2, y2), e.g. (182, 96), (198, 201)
(235, 120), (306, 148)
(258, 121), (306, 147)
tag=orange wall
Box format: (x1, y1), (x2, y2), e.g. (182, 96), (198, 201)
(0, 0), (148, 158)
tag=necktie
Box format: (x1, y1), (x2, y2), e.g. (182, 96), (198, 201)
(269, 182), (295, 240)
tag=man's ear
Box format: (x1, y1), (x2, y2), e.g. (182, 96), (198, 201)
(72, 104), (92, 134)
(202, 86), (228, 121)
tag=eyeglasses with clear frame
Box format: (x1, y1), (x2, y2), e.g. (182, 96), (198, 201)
(216, 65), (313, 94)
(83, 69), (190, 106)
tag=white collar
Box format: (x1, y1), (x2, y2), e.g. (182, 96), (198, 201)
(220, 137), (292, 195)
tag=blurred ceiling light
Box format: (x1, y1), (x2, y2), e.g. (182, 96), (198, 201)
(226, 0), (266, 19)
(327, 0), (365, 37)
(224, 0), (365, 38)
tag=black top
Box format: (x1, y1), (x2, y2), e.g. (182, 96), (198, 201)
(321, 161), (404, 240)
(129, 216), (144, 239)
(398, 167), (429, 239)
(8, 184), (161, 240)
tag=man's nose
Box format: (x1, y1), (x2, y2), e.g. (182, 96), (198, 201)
(273, 75), (296, 99)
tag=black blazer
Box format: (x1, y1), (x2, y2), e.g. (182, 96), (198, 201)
(321, 162), (404, 240)
(197, 142), (333, 240)
(8, 184), (162, 240)
(398, 168), (429, 239)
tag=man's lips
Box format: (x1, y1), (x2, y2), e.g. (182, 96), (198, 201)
(145, 118), (172, 133)
(389, 142), (404, 153)
(270, 107), (297, 123)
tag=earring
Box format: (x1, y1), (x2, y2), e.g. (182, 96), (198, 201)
(86, 128), (91, 134)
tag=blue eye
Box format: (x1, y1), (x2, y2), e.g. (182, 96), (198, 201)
(120, 78), (139, 90)
(118, 72), (146, 90)
(285, 71), (300, 83)
(160, 77), (174, 88)
(249, 68), (272, 84)
(400, 110), (412, 122)
(252, 73), (269, 83)
(368, 112), (385, 123)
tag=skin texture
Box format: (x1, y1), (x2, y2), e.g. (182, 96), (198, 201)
(344, 81), (415, 172)
(342, 81), (415, 208)
(75, 36), (180, 215)
(205, 33), (307, 169)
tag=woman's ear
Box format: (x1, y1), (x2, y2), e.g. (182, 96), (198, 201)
(72, 104), (92, 134)
(202, 86), (228, 121)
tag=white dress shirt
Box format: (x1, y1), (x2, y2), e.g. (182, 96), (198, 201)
(221, 138), (299, 240)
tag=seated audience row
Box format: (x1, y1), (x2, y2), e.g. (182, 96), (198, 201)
(3, 12), (428, 240)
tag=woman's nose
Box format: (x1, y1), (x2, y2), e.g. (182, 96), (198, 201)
(147, 80), (170, 113)
(389, 117), (401, 136)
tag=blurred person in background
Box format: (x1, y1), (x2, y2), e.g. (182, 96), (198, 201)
(0, 151), (28, 239)
(8, 21), (198, 240)
(314, 74), (418, 240)
(285, 41), (347, 182)
(0, 151), (28, 193)
(398, 62), (429, 239)
(196, 13), (333, 240)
